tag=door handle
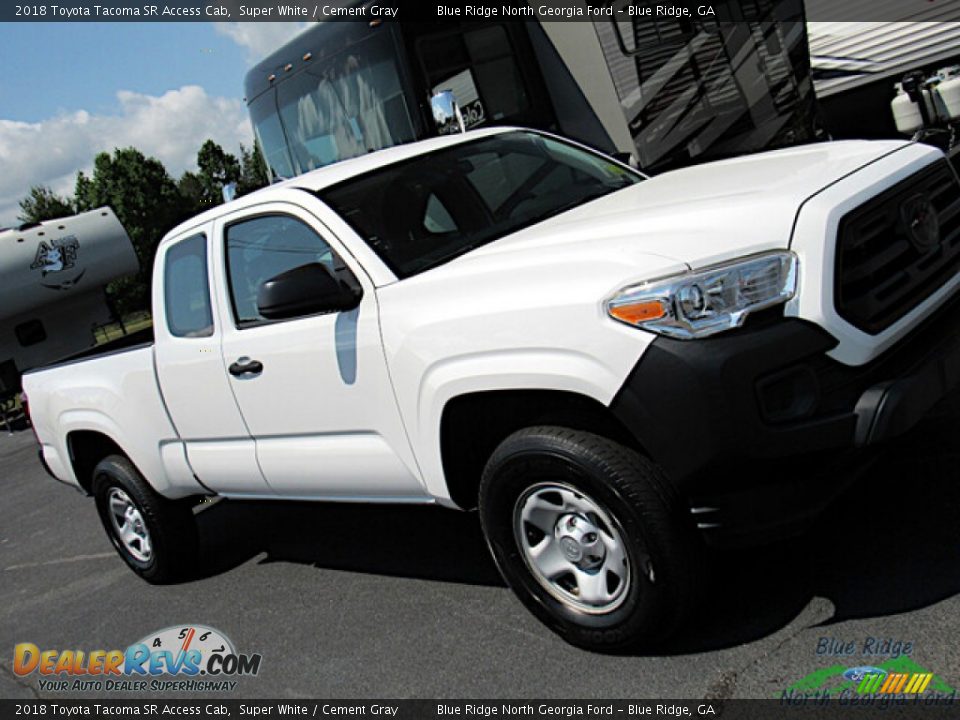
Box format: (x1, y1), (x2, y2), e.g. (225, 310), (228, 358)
(229, 357), (264, 377)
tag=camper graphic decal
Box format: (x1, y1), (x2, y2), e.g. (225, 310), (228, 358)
(31, 236), (78, 275)
(37, 246), (66, 273)
(31, 236), (85, 290)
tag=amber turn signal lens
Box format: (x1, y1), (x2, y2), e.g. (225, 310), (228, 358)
(608, 299), (667, 325)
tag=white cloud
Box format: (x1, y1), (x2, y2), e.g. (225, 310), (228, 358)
(214, 21), (310, 62)
(0, 19), (316, 227)
(0, 85), (252, 226)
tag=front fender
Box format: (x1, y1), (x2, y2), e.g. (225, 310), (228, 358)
(413, 348), (636, 502)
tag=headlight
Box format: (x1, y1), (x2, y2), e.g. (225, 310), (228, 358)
(605, 252), (798, 339)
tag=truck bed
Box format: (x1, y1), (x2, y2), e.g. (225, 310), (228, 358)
(24, 325), (154, 376)
(21, 323), (203, 498)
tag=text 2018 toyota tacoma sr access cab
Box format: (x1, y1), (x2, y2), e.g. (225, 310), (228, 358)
(23, 128), (960, 651)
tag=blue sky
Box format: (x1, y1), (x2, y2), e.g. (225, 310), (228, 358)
(2, 24), (246, 122)
(0, 21), (308, 225)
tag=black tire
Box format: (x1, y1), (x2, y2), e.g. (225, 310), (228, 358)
(478, 426), (702, 652)
(92, 454), (199, 584)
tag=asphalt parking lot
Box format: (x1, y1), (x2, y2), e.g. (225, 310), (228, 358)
(1, 392), (959, 700)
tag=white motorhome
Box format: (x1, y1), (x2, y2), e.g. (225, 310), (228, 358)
(245, 0), (822, 178)
(0, 207), (138, 413)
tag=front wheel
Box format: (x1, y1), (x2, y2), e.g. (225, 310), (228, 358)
(478, 427), (701, 652)
(92, 455), (199, 584)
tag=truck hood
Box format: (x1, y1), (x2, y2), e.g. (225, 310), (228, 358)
(462, 139), (911, 270)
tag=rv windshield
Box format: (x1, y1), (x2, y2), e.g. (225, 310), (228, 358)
(318, 131), (642, 279)
(248, 32), (418, 179)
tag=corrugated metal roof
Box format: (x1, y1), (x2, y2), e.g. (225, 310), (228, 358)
(806, 0), (960, 97)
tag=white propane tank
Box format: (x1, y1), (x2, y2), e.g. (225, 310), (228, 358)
(935, 65), (960, 121)
(891, 83), (929, 134)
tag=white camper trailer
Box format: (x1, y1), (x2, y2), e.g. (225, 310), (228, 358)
(0, 207), (138, 426)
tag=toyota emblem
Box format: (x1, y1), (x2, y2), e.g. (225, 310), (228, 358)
(901, 193), (940, 252)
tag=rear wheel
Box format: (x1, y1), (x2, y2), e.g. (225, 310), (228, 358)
(478, 426), (701, 651)
(92, 455), (198, 584)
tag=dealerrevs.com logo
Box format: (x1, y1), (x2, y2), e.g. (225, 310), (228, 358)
(13, 625), (262, 693)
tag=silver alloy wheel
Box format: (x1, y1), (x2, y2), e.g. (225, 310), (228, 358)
(107, 488), (153, 563)
(513, 482), (632, 614)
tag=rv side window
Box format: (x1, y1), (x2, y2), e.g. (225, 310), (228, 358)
(164, 234), (214, 338)
(420, 25), (529, 130)
(273, 33), (417, 173)
(15, 319), (47, 347)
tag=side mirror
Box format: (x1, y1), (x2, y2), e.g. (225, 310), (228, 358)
(430, 90), (465, 135)
(257, 263), (361, 321)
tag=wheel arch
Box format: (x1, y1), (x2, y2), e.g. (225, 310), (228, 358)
(439, 389), (645, 510)
(66, 429), (128, 495)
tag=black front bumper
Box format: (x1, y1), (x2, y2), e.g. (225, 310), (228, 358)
(609, 292), (960, 546)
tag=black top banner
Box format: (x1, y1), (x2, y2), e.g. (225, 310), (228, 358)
(5, 0), (960, 22)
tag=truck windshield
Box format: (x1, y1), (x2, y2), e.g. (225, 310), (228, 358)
(248, 31), (418, 179)
(318, 131), (642, 279)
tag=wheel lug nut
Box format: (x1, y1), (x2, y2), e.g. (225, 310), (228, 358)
(584, 532), (597, 543)
(567, 517), (577, 529)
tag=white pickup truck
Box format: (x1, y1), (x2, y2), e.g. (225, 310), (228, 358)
(23, 128), (960, 651)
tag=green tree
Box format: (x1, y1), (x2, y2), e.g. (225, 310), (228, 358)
(195, 139), (241, 207)
(17, 185), (74, 224)
(74, 147), (187, 314)
(17, 138), (262, 317)
(237, 141), (270, 196)
(176, 170), (207, 216)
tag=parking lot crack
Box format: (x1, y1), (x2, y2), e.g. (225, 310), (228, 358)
(703, 669), (738, 700)
(0, 660), (40, 699)
(4, 552), (115, 572)
(702, 597), (834, 700)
